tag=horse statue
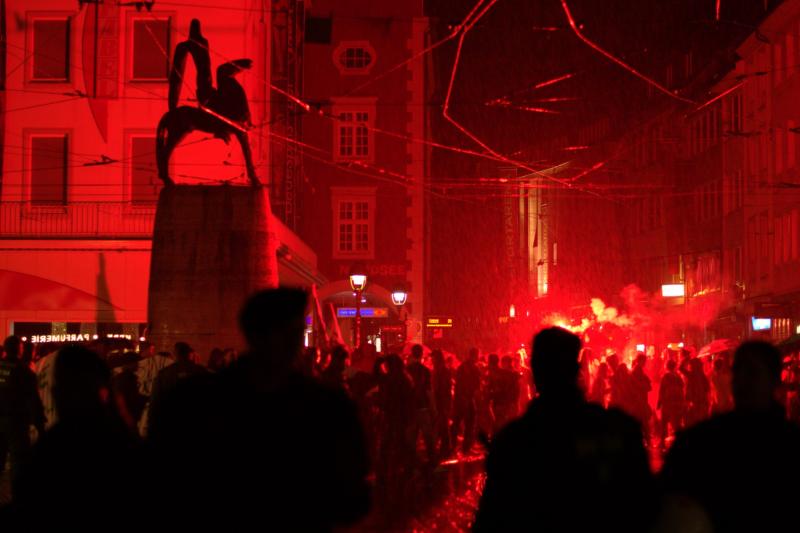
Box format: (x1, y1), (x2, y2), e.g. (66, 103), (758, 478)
(155, 20), (260, 186)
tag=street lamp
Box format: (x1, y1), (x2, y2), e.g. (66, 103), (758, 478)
(349, 264), (368, 348)
(391, 283), (408, 342)
(391, 285), (408, 306)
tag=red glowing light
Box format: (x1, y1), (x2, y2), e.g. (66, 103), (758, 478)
(691, 81), (744, 114)
(495, 103), (560, 114)
(565, 160), (606, 182)
(533, 72), (575, 90)
(716, 0), (721, 21)
(559, 0), (695, 104)
(563, 145), (590, 151)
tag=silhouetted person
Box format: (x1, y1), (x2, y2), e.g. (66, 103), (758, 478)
(684, 358), (710, 426)
(373, 354), (415, 472)
(658, 359), (684, 449)
(0, 336), (45, 491)
(431, 349), (453, 458)
(710, 357), (733, 414)
(451, 348), (481, 454)
(660, 341), (800, 533)
(630, 353), (652, 442)
(589, 361), (609, 406)
(147, 342), (206, 433)
(110, 354), (147, 431)
(134, 341), (172, 436)
(608, 353), (632, 414)
(487, 355), (518, 432)
(498, 355), (520, 421)
(8, 345), (150, 529)
(320, 345), (348, 390)
(147, 289), (370, 530)
(207, 347), (226, 372)
(406, 344), (435, 464)
(485, 353), (504, 434)
(474, 328), (656, 532)
(169, 18), (212, 109)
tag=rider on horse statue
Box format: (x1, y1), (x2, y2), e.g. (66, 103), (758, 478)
(156, 19), (260, 186)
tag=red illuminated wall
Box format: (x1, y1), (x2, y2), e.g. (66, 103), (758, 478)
(299, 0), (428, 340)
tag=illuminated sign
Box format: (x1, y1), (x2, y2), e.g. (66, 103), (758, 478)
(636, 344), (645, 352)
(426, 317), (453, 328)
(31, 334), (93, 344)
(661, 284), (685, 297)
(336, 307), (389, 318)
(751, 317), (772, 331)
(29, 333), (132, 343)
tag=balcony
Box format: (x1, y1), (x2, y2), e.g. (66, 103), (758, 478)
(0, 202), (155, 239)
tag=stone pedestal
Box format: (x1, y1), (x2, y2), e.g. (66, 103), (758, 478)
(148, 185), (278, 361)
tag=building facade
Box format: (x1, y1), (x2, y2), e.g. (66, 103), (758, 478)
(587, 0), (800, 345)
(0, 0), (323, 342)
(299, 0), (428, 345)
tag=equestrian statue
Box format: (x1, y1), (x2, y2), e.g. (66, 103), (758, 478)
(156, 19), (260, 186)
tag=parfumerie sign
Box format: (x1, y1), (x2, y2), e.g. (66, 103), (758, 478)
(29, 333), (133, 343)
(30, 334), (93, 343)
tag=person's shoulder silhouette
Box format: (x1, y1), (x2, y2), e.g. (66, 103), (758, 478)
(7, 345), (151, 530)
(147, 288), (370, 530)
(660, 340), (800, 533)
(474, 327), (656, 533)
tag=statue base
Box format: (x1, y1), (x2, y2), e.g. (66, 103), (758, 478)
(147, 185), (279, 361)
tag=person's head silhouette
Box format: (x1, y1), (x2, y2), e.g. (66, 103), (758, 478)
(410, 344), (424, 362)
(732, 340), (782, 412)
(3, 335), (22, 360)
(384, 353), (404, 375)
(530, 327), (581, 397)
(239, 288), (308, 369)
(174, 342), (195, 362)
(53, 345), (113, 421)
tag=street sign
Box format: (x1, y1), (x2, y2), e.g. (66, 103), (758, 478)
(336, 307), (389, 318)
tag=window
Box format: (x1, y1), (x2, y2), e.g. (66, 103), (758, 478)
(334, 41), (376, 74)
(332, 188), (375, 259)
(337, 112), (369, 159)
(30, 18), (70, 81)
(332, 99), (376, 161)
(129, 136), (160, 204)
(29, 135), (68, 205)
(131, 18), (170, 80)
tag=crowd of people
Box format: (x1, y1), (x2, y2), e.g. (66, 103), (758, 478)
(0, 288), (799, 531)
(583, 345), (735, 449)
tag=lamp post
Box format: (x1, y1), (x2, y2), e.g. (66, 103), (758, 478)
(349, 265), (368, 348)
(391, 283), (409, 342)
